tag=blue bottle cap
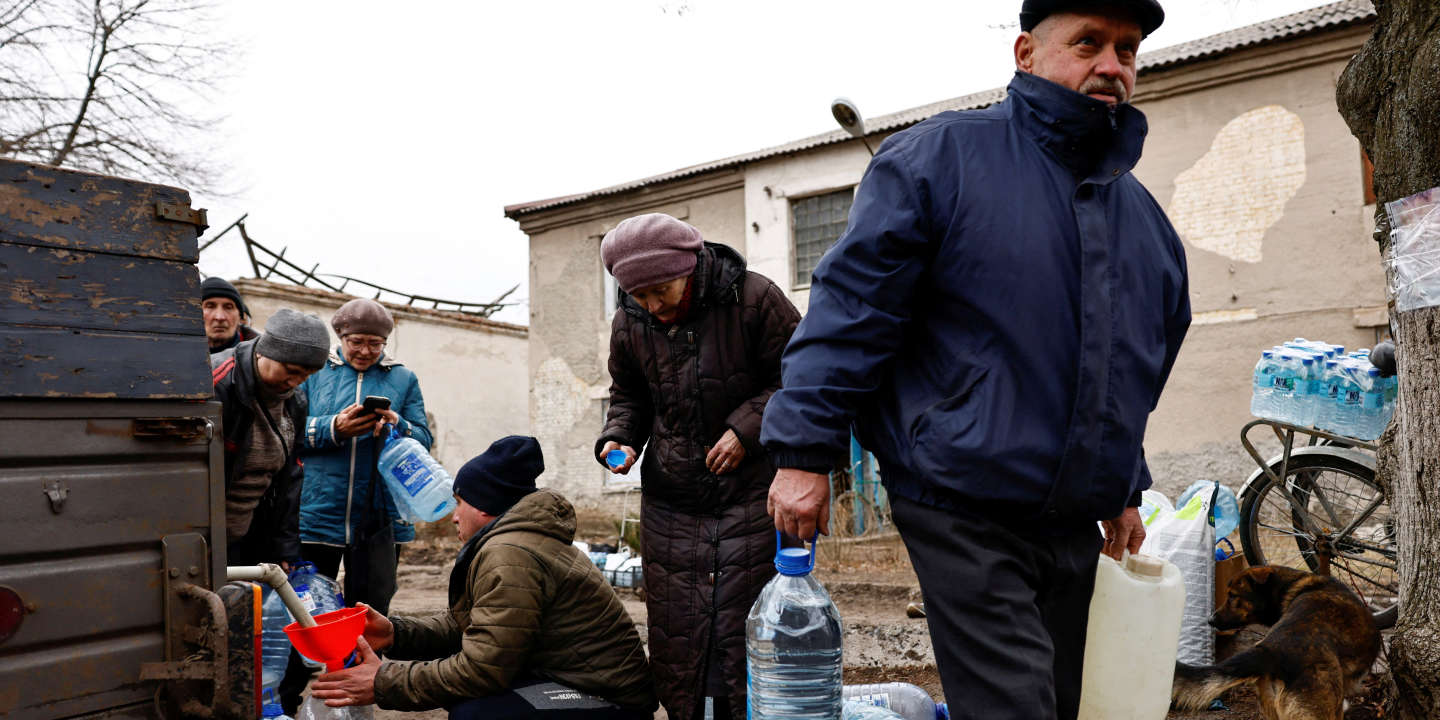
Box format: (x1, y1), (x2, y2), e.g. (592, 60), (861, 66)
(775, 547), (812, 576)
(605, 449), (627, 469)
(262, 689), (284, 718)
(774, 530), (818, 576)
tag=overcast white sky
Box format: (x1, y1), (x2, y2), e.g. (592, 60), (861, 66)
(194, 0), (1340, 325)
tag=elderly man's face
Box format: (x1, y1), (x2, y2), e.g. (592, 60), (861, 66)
(202, 297), (241, 347)
(254, 353), (316, 395)
(1014, 11), (1143, 106)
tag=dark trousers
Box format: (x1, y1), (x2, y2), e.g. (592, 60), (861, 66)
(300, 542), (402, 614)
(447, 676), (652, 720)
(890, 494), (1103, 720)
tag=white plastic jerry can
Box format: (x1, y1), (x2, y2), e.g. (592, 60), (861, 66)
(1077, 552), (1185, 720)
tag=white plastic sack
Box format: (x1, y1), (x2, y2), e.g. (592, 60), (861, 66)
(1385, 185), (1440, 312)
(1139, 491), (1214, 665)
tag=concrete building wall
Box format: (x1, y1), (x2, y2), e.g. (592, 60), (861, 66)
(232, 279), (529, 475)
(518, 175), (747, 513)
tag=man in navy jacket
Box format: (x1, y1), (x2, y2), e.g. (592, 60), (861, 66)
(761, 2), (1189, 718)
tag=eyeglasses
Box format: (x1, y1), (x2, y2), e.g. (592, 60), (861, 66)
(343, 337), (386, 352)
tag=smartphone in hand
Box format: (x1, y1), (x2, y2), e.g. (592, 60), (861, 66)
(362, 395), (391, 414)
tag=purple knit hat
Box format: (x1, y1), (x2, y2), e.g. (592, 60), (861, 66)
(601, 214), (703, 293)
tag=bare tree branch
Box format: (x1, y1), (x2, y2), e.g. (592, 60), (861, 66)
(0, 0), (231, 192)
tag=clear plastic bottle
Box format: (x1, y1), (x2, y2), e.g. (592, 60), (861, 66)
(296, 693), (373, 720)
(263, 688), (295, 720)
(288, 561), (344, 616)
(1250, 351), (1277, 419)
(1358, 367), (1387, 440)
(1270, 353), (1303, 424)
(842, 682), (948, 720)
(1315, 360), (1342, 433)
(843, 701), (906, 720)
(260, 586), (293, 692)
(377, 427), (457, 522)
(746, 533), (844, 720)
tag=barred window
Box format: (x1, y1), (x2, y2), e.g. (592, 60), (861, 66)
(791, 188), (854, 288)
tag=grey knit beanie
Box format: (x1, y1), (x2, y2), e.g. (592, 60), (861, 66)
(331, 298), (395, 338)
(256, 308), (330, 369)
(601, 214), (703, 293)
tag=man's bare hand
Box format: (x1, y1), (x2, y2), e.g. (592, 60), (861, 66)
(1100, 506), (1145, 561)
(705, 429), (746, 474)
(356, 602), (394, 653)
(768, 468), (831, 539)
(310, 636), (380, 706)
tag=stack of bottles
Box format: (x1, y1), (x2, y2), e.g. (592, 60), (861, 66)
(1249, 338), (1396, 440)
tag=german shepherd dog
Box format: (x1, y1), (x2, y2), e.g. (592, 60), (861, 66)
(1171, 565), (1381, 720)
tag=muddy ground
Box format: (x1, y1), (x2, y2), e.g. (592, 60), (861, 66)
(335, 525), (1384, 720)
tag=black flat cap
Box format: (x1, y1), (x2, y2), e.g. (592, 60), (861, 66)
(1020, 0), (1165, 37)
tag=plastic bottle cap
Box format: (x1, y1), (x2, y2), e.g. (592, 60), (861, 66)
(1125, 553), (1165, 577)
(605, 449), (627, 469)
(775, 547), (812, 576)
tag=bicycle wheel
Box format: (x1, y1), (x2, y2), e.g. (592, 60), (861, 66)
(1238, 453), (1398, 627)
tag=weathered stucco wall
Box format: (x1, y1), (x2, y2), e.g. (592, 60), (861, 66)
(232, 279), (529, 475)
(520, 178), (746, 514)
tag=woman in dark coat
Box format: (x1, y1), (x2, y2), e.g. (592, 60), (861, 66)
(596, 213), (801, 720)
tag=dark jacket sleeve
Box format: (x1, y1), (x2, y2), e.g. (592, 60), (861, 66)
(1131, 229), (1193, 505)
(725, 279), (801, 455)
(273, 392), (307, 561)
(760, 145), (937, 469)
(596, 313), (654, 465)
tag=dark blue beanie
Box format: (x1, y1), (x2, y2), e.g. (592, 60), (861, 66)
(454, 436), (545, 515)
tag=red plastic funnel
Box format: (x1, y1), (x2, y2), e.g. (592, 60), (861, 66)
(284, 606), (367, 671)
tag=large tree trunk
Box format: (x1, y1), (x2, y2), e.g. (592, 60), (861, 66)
(1337, 1), (1440, 717)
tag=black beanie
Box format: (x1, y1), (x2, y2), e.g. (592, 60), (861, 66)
(201, 276), (249, 316)
(1019, 0), (1164, 37)
(454, 436), (545, 515)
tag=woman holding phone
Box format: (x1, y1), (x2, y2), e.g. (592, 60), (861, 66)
(297, 298), (432, 615)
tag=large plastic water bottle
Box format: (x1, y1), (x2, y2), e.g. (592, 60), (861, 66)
(289, 562), (344, 617)
(297, 693), (372, 720)
(1077, 553), (1184, 720)
(746, 532), (844, 720)
(260, 586), (293, 691)
(842, 682), (948, 720)
(377, 426), (457, 522)
(1250, 351), (1277, 419)
(843, 702), (906, 720)
(263, 688), (295, 720)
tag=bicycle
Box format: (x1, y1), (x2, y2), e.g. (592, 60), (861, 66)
(1237, 418), (1397, 628)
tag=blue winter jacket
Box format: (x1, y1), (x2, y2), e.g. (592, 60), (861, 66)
(299, 348), (433, 546)
(761, 72), (1191, 525)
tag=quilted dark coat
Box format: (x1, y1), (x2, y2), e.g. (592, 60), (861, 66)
(597, 243), (800, 720)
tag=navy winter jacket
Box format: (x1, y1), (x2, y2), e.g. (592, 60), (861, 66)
(761, 72), (1191, 525)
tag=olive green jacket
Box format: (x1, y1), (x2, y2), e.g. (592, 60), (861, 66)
(373, 489), (656, 711)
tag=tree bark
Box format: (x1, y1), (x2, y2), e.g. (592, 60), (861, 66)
(1337, 1), (1440, 717)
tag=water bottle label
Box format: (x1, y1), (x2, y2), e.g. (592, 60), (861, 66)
(1345, 390), (1362, 405)
(300, 592), (317, 613)
(391, 454), (430, 497)
(1272, 376), (1294, 392)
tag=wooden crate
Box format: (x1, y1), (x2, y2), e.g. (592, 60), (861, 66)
(0, 159), (211, 399)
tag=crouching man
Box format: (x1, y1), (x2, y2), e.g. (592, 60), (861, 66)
(310, 436), (657, 719)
